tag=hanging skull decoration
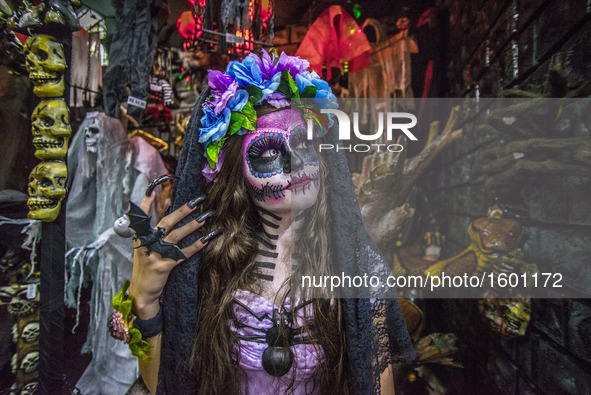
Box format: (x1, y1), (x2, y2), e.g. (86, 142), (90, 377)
(1, 286), (36, 316)
(20, 382), (38, 395)
(27, 161), (68, 222)
(84, 112), (102, 153)
(20, 351), (39, 374)
(21, 321), (40, 343)
(31, 99), (71, 160)
(24, 35), (66, 97)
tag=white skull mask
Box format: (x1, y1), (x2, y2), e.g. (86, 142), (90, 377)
(21, 382), (38, 395)
(20, 351), (39, 374)
(24, 35), (66, 97)
(27, 161), (68, 222)
(21, 321), (40, 343)
(84, 114), (102, 153)
(31, 99), (71, 160)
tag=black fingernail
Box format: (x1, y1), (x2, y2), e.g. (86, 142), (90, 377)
(196, 210), (215, 223)
(146, 174), (177, 197)
(200, 229), (223, 243)
(187, 195), (206, 209)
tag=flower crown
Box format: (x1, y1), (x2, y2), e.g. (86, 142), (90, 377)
(198, 49), (337, 173)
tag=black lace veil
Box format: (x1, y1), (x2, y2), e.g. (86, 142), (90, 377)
(157, 88), (415, 394)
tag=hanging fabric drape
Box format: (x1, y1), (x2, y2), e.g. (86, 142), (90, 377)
(295, 5), (372, 80)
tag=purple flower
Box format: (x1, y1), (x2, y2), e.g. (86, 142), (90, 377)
(252, 49), (310, 81)
(208, 70), (239, 115)
(274, 51), (310, 79)
(251, 49), (275, 80)
(202, 148), (224, 183)
(266, 92), (290, 109)
(108, 311), (130, 344)
(207, 69), (235, 91)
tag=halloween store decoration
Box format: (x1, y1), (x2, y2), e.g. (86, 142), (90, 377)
(24, 34), (72, 222)
(64, 112), (167, 394)
(296, 5), (372, 80)
(6, 0), (80, 30)
(0, 217), (42, 394)
(352, 106), (463, 262)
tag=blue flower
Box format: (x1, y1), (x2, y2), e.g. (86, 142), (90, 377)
(228, 89), (249, 112)
(198, 106), (231, 148)
(226, 56), (280, 102)
(198, 89), (249, 149)
(295, 71), (337, 109)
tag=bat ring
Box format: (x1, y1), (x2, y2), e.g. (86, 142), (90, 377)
(125, 202), (187, 261)
(137, 227), (186, 261)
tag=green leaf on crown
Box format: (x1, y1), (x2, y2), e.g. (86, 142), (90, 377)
(300, 85), (317, 98)
(206, 137), (227, 169)
(229, 112), (245, 135)
(240, 101), (257, 130)
(245, 85), (263, 105)
(276, 69), (300, 99)
(287, 72), (299, 98)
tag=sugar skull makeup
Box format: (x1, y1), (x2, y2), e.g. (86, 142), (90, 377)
(242, 108), (320, 213)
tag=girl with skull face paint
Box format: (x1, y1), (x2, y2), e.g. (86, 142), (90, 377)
(128, 50), (414, 394)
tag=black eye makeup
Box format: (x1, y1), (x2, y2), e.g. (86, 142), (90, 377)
(248, 135), (285, 160)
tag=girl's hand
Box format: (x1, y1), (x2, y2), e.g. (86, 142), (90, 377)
(129, 193), (209, 319)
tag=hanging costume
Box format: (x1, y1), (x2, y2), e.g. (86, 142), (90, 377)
(156, 82), (415, 393)
(64, 112), (166, 394)
(102, 0), (169, 121)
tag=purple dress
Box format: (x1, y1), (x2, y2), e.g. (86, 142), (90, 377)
(230, 289), (323, 394)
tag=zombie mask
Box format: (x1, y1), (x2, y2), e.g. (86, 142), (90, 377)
(242, 108), (320, 213)
(83, 113), (102, 153)
(24, 35), (66, 97)
(27, 161), (68, 222)
(31, 99), (71, 160)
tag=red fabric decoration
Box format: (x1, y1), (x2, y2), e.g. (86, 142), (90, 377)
(176, 11), (202, 40)
(295, 5), (372, 80)
(417, 8), (433, 28)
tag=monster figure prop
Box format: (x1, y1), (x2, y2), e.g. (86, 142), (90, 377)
(126, 202), (186, 261)
(27, 161), (67, 221)
(65, 112), (168, 394)
(31, 99), (71, 160)
(24, 35), (66, 97)
(82, 112), (102, 153)
(424, 217), (524, 277)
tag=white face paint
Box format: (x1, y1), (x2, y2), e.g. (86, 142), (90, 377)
(242, 108), (320, 214)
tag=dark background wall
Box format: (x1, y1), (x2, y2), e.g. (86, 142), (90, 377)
(422, 1), (591, 393)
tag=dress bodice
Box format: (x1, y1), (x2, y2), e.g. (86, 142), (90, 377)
(230, 289), (323, 394)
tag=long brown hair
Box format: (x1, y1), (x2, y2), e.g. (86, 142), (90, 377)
(192, 128), (350, 393)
